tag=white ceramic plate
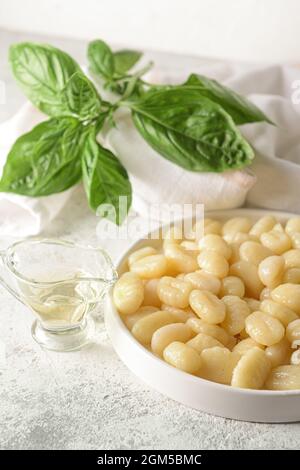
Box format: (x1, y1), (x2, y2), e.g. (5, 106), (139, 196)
(105, 209), (300, 422)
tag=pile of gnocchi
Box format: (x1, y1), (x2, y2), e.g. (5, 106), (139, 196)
(113, 215), (300, 390)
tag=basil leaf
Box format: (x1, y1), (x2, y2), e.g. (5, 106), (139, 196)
(0, 118), (84, 196)
(9, 43), (81, 116)
(130, 87), (254, 172)
(60, 71), (102, 120)
(114, 49), (142, 75)
(184, 74), (273, 125)
(82, 132), (132, 224)
(87, 40), (115, 81)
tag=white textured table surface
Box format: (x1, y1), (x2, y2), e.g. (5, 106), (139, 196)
(1, 29), (300, 450)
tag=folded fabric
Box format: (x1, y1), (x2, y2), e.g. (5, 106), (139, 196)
(1, 59), (300, 236)
(106, 62), (300, 218)
(0, 103), (75, 236)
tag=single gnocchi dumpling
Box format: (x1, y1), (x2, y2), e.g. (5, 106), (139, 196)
(113, 272), (144, 315)
(197, 250), (229, 279)
(245, 311), (285, 346)
(198, 234), (232, 260)
(271, 283), (300, 315)
(220, 276), (245, 298)
(230, 260), (263, 299)
(130, 254), (168, 279)
(258, 255), (285, 288)
(163, 341), (202, 374)
(265, 337), (291, 368)
(231, 348), (271, 389)
(265, 365), (300, 390)
(157, 276), (192, 309)
(189, 290), (226, 324)
(221, 295), (250, 336)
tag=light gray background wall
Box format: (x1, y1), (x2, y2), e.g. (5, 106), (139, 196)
(0, 0), (300, 63)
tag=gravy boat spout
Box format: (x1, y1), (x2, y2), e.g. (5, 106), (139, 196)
(0, 238), (117, 352)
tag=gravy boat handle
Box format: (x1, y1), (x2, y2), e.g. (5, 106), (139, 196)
(0, 250), (26, 305)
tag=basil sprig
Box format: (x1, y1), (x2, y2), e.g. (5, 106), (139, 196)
(0, 39), (273, 225)
(3, 42), (131, 224)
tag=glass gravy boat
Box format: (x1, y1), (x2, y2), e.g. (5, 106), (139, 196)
(0, 238), (117, 352)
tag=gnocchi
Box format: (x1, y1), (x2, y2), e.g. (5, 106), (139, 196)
(233, 337), (264, 356)
(186, 333), (225, 353)
(184, 271), (221, 295)
(163, 341), (202, 374)
(260, 299), (298, 327)
(132, 310), (185, 345)
(113, 214), (300, 390)
(186, 317), (231, 346)
(258, 255), (284, 288)
(198, 234), (231, 260)
(239, 241), (272, 266)
(220, 276), (245, 298)
(189, 290), (226, 324)
(245, 311), (285, 346)
(221, 295), (250, 336)
(164, 244), (198, 273)
(265, 365), (300, 390)
(249, 215), (276, 238)
(271, 283), (300, 314)
(130, 254), (168, 279)
(113, 272), (144, 315)
(198, 250), (229, 279)
(260, 230), (292, 255)
(199, 347), (241, 385)
(151, 323), (193, 357)
(265, 337), (291, 368)
(157, 276), (192, 308)
(231, 348), (271, 389)
(230, 260), (263, 299)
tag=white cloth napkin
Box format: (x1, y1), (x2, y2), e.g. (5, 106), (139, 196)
(1, 59), (300, 236)
(107, 62), (300, 217)
(0, 103), (75, 236)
